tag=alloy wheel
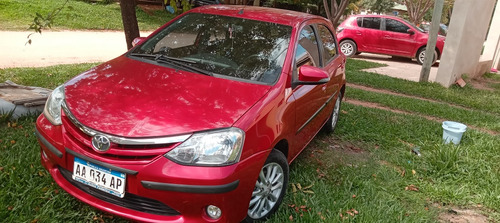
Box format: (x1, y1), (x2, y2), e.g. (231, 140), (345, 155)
(247, 162), (284, 219)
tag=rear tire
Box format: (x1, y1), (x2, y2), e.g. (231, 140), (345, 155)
(244, 150), (288, 222)
(323, 92), (342, 134)
(340, 40), (357, 57)
(416, 47), (438, 65)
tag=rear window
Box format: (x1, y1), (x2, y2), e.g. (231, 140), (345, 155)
(356, 17), (381, 30)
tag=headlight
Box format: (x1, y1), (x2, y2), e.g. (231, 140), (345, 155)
(43, 85), (65, 125)
(166, 128), (245, 166)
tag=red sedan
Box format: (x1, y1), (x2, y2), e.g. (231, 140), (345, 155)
(337, 14), (445, 64)
(36, 5), (346, 222)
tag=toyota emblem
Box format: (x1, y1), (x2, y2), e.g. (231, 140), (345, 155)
(91, 135), (111, 152)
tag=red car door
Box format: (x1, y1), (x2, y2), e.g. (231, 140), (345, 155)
(355, 17), (384, 53)
(380, 18), (416, 56)
(289, 23), (343, 159)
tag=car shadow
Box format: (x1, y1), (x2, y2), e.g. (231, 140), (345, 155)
(353, 53), (440, 67)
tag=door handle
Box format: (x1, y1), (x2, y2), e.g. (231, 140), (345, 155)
(356, 31), (362, 35)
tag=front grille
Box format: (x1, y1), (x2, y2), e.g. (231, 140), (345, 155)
(59, 167), (180, 216)
(61, 114), (178, 164)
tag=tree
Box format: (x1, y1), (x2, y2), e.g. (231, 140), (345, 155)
(322, 0), (351, 26)
(119, 0), (140, 50)
(403, 0), (434, 25)
(362, 0), (395, 14)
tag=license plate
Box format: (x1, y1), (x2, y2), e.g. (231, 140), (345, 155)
(72, 157), (126, 198)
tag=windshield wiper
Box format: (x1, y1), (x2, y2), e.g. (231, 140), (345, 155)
(129, 53), (213, 76)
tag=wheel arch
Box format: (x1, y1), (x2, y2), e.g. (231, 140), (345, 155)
(272, 139), (289, 161)
(416, 45), (441, 59)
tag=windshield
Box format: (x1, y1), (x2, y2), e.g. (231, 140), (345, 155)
(130, 13), (292, 84)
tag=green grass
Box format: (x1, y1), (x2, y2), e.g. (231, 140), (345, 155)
(347, 59), (500, 115)
(346, 87), (500, 133)
(0, 0), (175, 31)
(1, 60), (500, 222)
(0, 63), (98, 89)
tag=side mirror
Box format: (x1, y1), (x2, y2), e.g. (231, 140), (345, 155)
(293, 65), (330, 86)
(407, 29), (415, 35)
(132, 37), (146, 47)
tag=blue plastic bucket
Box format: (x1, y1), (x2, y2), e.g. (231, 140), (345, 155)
(442, 121), (467, 144)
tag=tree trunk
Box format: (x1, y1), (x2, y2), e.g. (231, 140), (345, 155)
(119, 0), (140, 50)
(323, 0), (349, 27)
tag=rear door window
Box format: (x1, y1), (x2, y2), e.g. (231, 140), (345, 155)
(356, 17), (381, 30)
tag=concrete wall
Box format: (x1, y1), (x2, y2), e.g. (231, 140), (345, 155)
(434, 0), (497, 87)
(483, 1), (500, 71)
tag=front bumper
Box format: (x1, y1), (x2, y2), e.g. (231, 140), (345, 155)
(36, 114), (268, 222)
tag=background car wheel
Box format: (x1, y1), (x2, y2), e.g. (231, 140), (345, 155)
(323, 92), (342, 134)
(340, 40), (357, 57)
(245, 150), (289, 222)
(416, 47), (438, 65)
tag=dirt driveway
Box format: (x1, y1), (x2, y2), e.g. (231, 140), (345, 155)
(0, 30), (151, 69)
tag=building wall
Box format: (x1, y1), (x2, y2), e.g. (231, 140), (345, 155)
(483, 1), (500, 71)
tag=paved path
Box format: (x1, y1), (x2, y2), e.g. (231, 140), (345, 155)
(0, 30), (151, 69)
(352, 53), (439, 82)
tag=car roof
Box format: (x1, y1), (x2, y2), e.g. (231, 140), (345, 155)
(348, 14), (402, 20)
(189, 5), (325, 27)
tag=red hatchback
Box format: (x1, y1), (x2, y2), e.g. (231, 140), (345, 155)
(35, 5), (346, 222)
(337, 15), (445, 64)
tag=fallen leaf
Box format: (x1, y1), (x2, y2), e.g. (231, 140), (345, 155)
(7, 206), (13, 211)
(0, 167), (4, 171)
(341, 110), (348, 114)
(352, 194), (356, 198)
(11, 122), (17, 128)
(30, 219), (38, 223)
(300, 205), (306, 209)
(412, 169), (416, 175)
(10, 140), (16, 144)
(289, 215), (293, 221)
(401, 169), (406, 177)
(405, 184), (419, 192)
(303, 183), (314, 190)
(353, 209), (359, 214)
(297, 183), (302, 190)
(292, 184), (297, 193)
(347, 210), (354, 216)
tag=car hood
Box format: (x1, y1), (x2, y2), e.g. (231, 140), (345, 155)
(63, 56), (271, 137)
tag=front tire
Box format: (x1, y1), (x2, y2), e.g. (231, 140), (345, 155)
(416, 47), (438, 65)
(340, 40), (357, 57)
(245, 150), (289, 222)
(323, 92), (342, 134)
